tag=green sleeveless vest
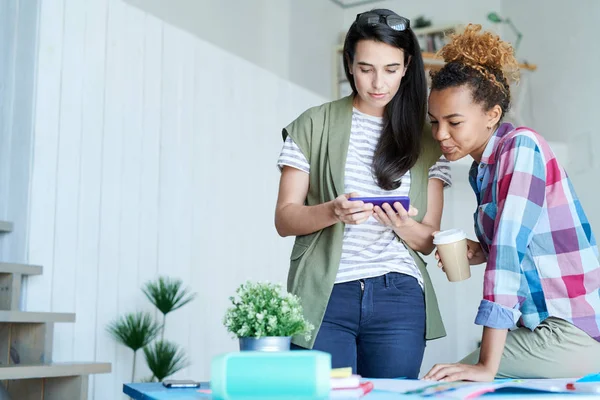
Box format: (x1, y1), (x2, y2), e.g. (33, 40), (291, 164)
(282, 95), (446, 349)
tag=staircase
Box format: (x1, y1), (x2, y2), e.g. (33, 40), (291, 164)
(0, 220), (110, 399)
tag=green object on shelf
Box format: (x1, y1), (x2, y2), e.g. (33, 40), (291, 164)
(487, 12), (523, 53)
(487, 12), (503, 23)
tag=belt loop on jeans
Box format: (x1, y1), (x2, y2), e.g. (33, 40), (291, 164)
(384, 273), (389, 288)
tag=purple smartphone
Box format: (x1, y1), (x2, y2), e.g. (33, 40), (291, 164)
(349, 196), (410, 210)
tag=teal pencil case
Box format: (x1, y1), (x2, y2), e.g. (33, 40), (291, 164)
(211, 350), (331, 399)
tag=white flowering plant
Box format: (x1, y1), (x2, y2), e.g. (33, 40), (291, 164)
(223, 281), (314, 341)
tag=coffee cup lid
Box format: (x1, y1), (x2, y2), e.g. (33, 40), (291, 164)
(433, 229), (467, 245)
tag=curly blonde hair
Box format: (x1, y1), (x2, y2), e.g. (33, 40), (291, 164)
(430, 24), (520, 116)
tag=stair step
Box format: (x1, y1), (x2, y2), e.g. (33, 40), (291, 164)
(0, 311), (75, 323)
(0, 362), (111, 379)
(0, 221), (13, 233)
(0, 262), (43, 276)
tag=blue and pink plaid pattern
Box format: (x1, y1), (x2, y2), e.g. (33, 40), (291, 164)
(470, 122), (600, 341)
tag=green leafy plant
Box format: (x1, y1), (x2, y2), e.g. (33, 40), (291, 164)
(143, 276), (197, 340)
(223, 281), (314, 341)
(106, 312), (161, 382)
(144, 340), (187, 381)
(107, 276), (196, 383)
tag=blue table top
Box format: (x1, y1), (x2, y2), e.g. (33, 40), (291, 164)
(123, 382), (600, 400)
(123, 382), (426, 400)
(123, 383), (211, 399)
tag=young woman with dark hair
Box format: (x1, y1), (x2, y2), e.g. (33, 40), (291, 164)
(274, 9), (451, 378)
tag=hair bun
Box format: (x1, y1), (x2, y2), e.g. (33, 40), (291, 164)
(438, 24), (519, 83)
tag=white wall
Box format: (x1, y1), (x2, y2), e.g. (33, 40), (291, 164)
(342, 0), (503, 33)
(26, 0), (326, 399)
(123, 0), (344, 99)
(288, 0), (345, 100)
(501, 0), (600, 230)
(0, 0), (38, 263)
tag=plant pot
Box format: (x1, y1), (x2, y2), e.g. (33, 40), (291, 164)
(239, 336), (292, 352)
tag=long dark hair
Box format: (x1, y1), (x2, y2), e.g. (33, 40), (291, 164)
(343, 9), (427, 190)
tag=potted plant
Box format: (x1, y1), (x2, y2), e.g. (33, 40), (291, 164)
(107, 276), (196, 383)
(223, 281), (314, 351)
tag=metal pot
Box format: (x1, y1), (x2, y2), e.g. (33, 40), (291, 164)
(239, 336), (292, 352)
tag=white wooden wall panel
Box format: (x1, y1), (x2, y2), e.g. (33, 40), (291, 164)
(0, 1), (18, 254)
(74, 0), (109, 396)
(0, 1), (17, 222)
(0, 0), (39, 265)
(26, 0), (325, 398)
(114, 2), (145, 388)
(93, 1), (126, 398)
(52, 0), (86, 363)
(0, 0), (36, 278)
(27, 0), (65, 316)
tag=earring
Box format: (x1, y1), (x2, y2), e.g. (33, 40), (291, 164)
(487, 126), (492, 130)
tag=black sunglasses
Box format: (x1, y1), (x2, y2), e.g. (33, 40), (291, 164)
(356, 12), (410, 31)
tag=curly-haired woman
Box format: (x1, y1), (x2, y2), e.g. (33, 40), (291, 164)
(424, 24), (600, 382)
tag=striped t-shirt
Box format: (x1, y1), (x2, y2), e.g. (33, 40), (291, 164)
(278, 108), (451, 285)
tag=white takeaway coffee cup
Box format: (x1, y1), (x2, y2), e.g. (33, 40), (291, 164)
(433, 229), (471, 282)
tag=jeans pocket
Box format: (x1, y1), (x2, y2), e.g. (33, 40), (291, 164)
(386, 273), (426, 334)
(389, 273), (421, 293)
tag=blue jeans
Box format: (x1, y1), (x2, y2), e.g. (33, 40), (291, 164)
(294, 273), (426, 378)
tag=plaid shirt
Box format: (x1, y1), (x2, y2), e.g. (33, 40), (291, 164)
(470, 122), (600, 341)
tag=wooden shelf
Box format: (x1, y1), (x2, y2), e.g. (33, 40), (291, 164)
(0, 362), (111, 379)
(413, 24), (460, 36)
(333, 46), (536, 70)
(0, 311), (75, 323)
(0, 263), (43, 276)
(422, 52), (537, 72)
(0, 221), (13, 233)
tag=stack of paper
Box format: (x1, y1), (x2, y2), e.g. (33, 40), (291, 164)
(329, 368), (373, 398)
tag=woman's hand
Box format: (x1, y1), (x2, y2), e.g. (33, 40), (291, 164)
(332, 193), (374, 225)
(424, 327), (506, 382)
(435, 238), (486, 271)
(423, 362), (496, 382)
(372, 202), (419, 229)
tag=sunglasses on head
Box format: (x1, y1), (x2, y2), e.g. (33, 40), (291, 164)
(355, 12), (410, 31)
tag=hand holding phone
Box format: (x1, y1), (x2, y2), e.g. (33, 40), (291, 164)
(331, 193), (375, 225)
(348, 195), (410, 211)
(353, 196), (417, 229)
